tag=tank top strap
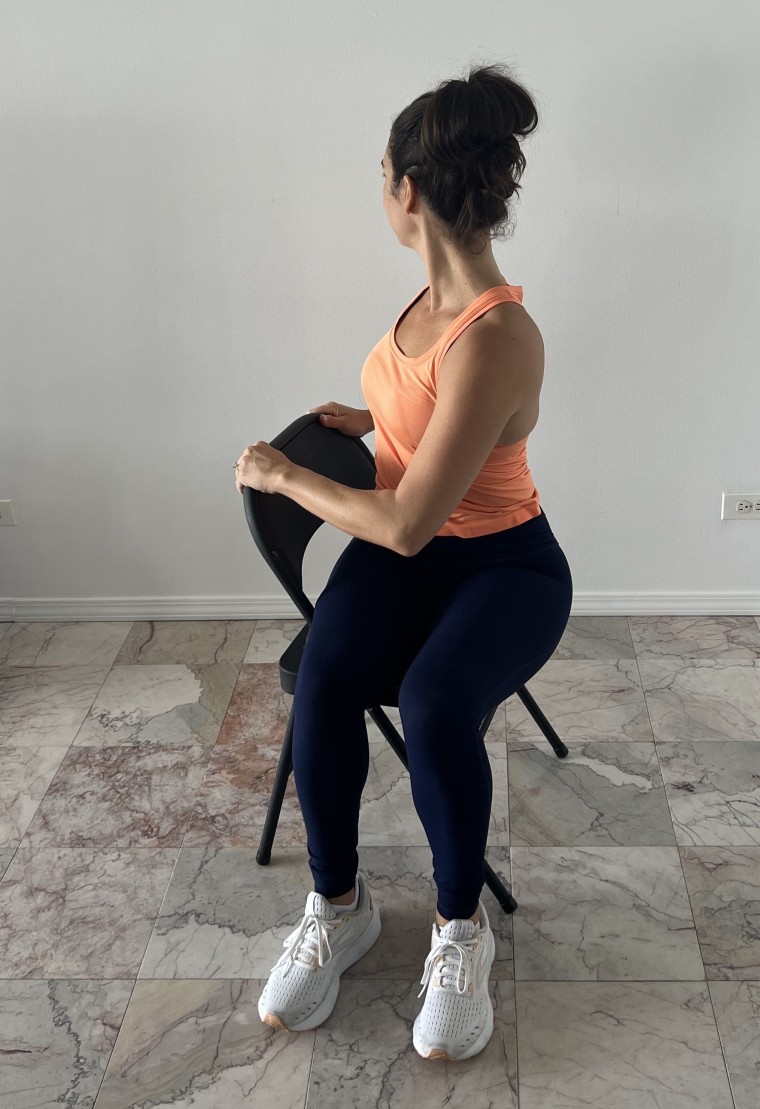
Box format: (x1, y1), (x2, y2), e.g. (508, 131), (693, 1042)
(435, 285), (523, 374)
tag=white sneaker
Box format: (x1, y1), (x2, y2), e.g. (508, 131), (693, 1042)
(258, 870), (381, 1032)
(412, 900), (496, 1060)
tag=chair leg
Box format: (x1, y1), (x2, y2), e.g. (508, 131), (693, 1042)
(484, 859), (519, 914)
(255, 701), (295, 866)
(257, 704), (405, 869)
(516, 684), (568, 758)
(366, 705), (410, 767)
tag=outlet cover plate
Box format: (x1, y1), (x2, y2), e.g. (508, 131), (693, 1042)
(721, 492), (760, 519)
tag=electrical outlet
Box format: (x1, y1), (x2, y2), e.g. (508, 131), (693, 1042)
(0, 500), (16, 525)
(721, 492), (760, 519)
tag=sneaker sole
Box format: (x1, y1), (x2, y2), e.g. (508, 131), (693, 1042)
(414, 928), (496, 1061)
(259, 899), (382, 1032)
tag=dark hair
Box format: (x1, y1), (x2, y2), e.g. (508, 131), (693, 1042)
(387, 61), (539, 256)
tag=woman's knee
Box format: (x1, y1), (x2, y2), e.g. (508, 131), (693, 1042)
(296, 653), (356, 703)
(398, 671), (478, 734)
(296, 640), (394, 712)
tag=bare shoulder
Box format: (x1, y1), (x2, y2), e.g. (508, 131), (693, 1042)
(441, 300), (543, 382)
(456, 300), (544, 388)
(487, 300), (543, 363)
(468, 301), (544, 444)
(429, 298), (543, 448)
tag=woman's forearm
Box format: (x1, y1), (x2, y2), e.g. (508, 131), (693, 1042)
(275, 463), (405, 553)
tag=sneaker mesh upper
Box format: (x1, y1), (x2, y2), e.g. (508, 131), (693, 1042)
(415, 912), (492, 1045)
(260, 878), (372, 1022)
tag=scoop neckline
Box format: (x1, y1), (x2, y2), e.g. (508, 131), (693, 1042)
(390, 281), (523, 364)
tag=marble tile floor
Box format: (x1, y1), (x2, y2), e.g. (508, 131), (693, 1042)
(0, 615), (759, 1107)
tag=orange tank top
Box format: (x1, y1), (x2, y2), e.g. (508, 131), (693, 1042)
(360, 280), (542, 538)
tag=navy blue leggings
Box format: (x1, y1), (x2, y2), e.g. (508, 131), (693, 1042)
(290, 506), (573, 921)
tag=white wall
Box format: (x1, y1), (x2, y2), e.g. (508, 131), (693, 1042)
(2, 0), (759, 619)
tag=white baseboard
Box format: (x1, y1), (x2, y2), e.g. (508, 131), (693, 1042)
(2, 592), (760, 620)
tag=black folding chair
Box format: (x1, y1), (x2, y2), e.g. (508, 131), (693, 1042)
(243, 413), (569, 917)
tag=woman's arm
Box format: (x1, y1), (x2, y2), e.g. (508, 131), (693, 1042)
(274, 466), (405, 553)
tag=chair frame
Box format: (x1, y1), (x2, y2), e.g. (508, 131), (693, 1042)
(244, 414), (568, 918)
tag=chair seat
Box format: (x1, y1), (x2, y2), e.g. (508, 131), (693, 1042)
(280, 622), (402, 707)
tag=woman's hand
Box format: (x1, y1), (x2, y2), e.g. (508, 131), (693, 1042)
(307, 402), (374, 438)
(234, 441), (291, 495)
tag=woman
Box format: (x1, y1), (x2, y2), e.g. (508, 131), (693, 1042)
(241, 62), (573, 1061)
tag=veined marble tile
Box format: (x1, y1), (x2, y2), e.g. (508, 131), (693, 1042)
(0, 620), (133, 668)
(71, 662), (239, 747)
(0, 623), (11, 642)
(679, 847), (760, 979)
(515, 981), (733, 1109)
(370, 699), (509, 849)
(139, 845), (314, 979)
(214, 662), (294, 747)
(0, 842), (178, 978)
(658, 741), (760, 846)
(0, 744), (69, 850)
(0, 848), (17, 882)
(638, 658), (760, 741)
(138, 845), (514, 983)
(94, 979), (314, 1109)
(508, 740), (675, 846)
(308, 977), (518, 1108)
(505, 660), (653, 743)
(629, 615), (760, 658)
(554, 615), (636, 659)
(359, 738), (508, 847)
(21, 744), (213, 848)
(0, 979), (133, 1108)
(113, 619), (256, 665)
(708, 981), (760, 1109)
(182, 736), (307, 848)
(243, 618), (306, 663)
(0, 664), (110, 746)
(358, 739), (425, 847)
(510, 846), (704, 980)
(185, 692), (508, 851)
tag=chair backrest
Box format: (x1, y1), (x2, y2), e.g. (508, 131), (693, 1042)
(243, 414), (377, 622)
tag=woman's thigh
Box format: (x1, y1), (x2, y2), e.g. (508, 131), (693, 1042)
(398, 549), (573, 725)
(295, 537), (442, 704)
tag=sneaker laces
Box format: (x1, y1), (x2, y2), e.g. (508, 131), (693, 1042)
(271, 912), (345, 976)
(417, 933), (479, 998)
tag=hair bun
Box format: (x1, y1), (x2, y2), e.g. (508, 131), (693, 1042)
(388, 61), (539, 254)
